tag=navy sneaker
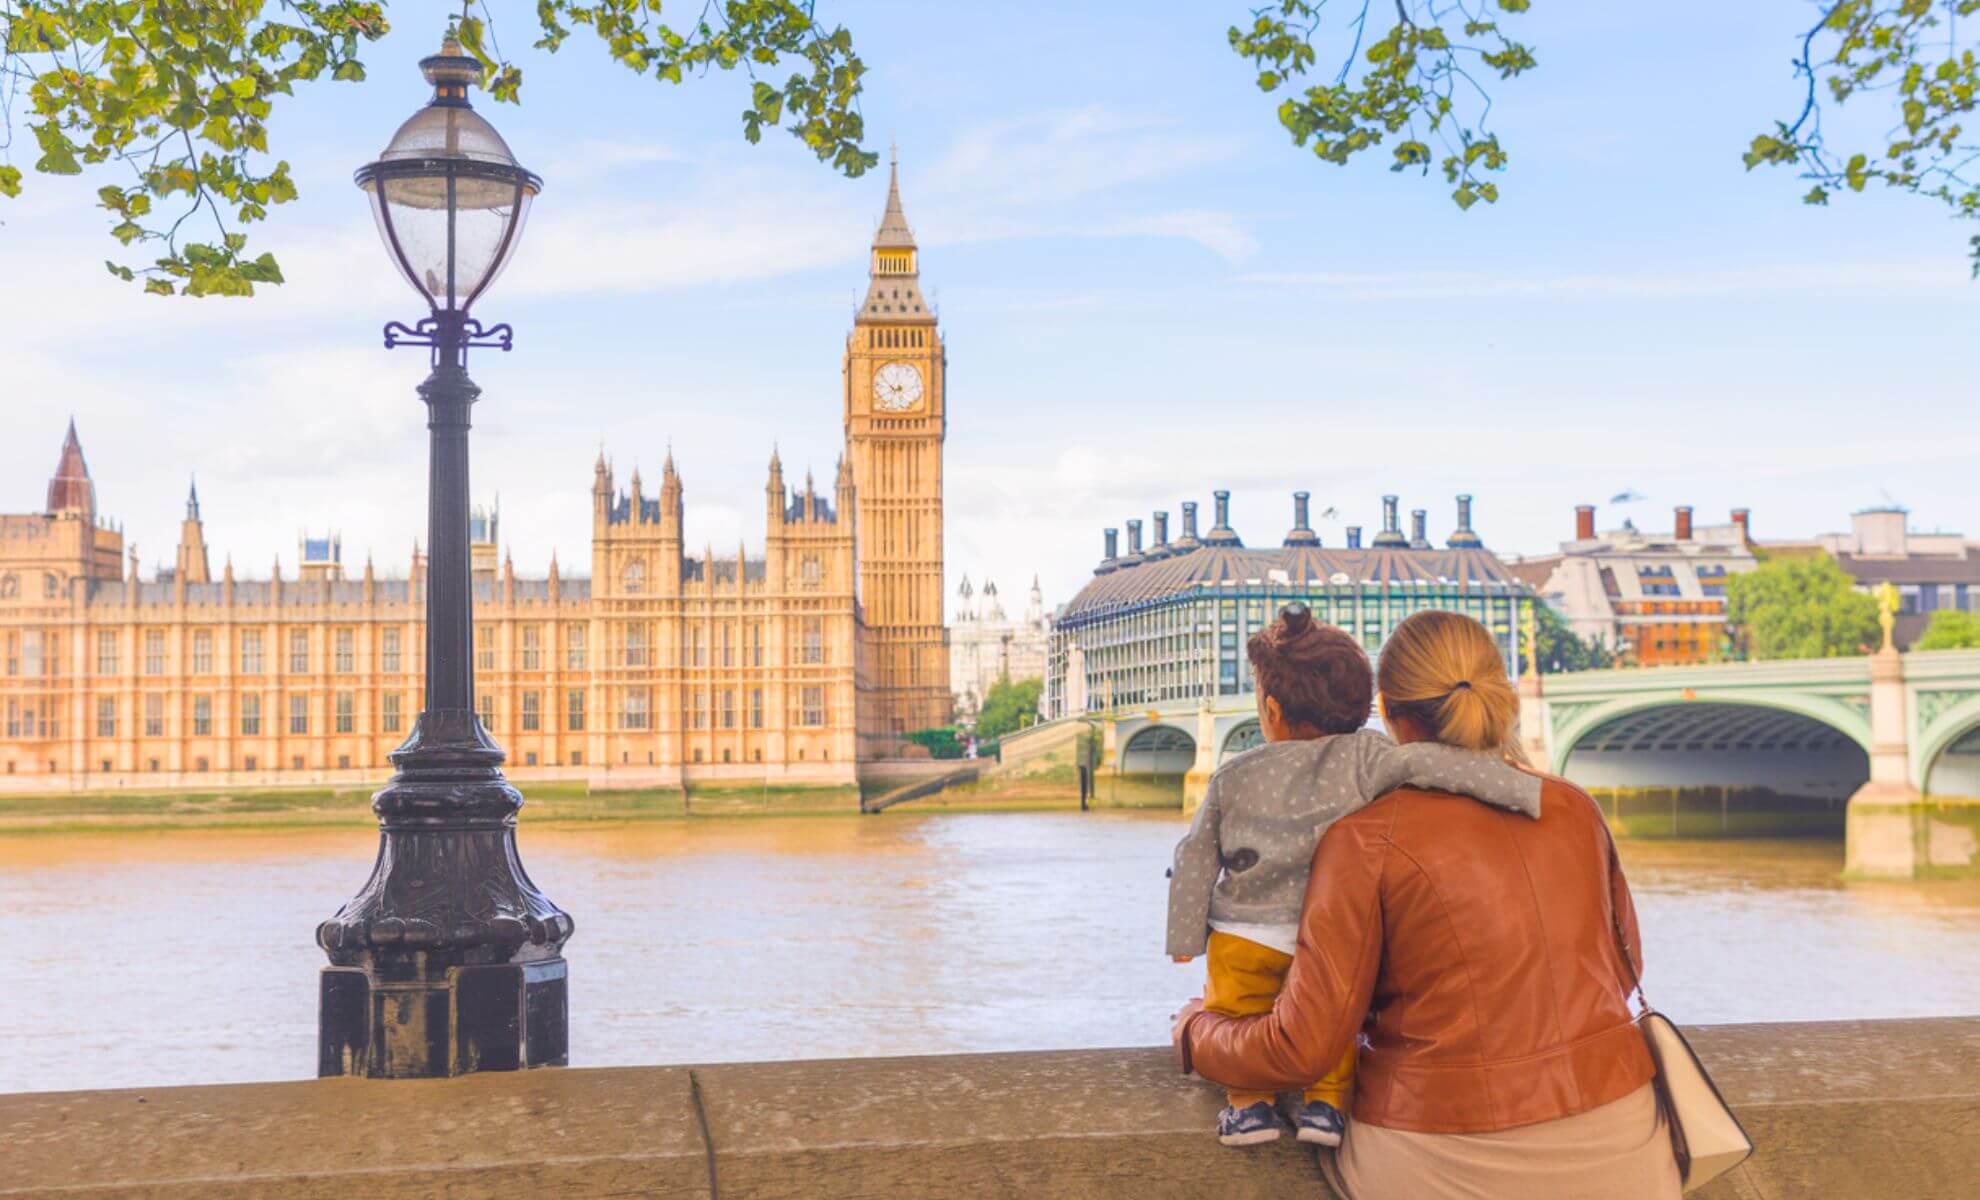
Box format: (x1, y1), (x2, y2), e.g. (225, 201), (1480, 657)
(1217, 1100), (1283, 1147)
(1294, 1099), (1346, 1147)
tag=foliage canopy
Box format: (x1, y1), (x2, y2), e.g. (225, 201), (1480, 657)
(1228, 0), (1534, 212)
(1743, 1), (1980, 274)
(1724, 554), (1880, 660)
(13, 2), (1980, 298)
(974, 676), (1044, 743)
(1531, 600), (1614, 672)
(1916, 608), (1980, 650)
(0, 1), (870, 295)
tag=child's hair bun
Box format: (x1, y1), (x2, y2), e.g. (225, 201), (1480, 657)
(1278, 601), (1314, 633)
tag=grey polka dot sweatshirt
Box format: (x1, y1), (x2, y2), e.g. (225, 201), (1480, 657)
(1165, 732), (1542, 958)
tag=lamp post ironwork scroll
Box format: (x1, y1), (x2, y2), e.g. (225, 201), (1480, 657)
(316, 35), (572, 1079)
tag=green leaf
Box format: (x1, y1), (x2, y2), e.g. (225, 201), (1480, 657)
(0, 165), (23, 198)
(143, 278), (176, 296)
(32, 124), (82, 175)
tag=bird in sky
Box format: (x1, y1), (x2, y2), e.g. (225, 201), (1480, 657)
(1609, 489), (1647, 504)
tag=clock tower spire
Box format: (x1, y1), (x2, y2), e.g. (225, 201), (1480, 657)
(845, 148), (951, 743)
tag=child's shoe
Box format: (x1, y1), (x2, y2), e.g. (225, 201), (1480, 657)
(1216, 1100), (1282, 1146)
(1293, 1099), (1346, 1146)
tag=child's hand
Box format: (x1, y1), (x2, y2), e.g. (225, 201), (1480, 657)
(1172, 955), (1193, 963)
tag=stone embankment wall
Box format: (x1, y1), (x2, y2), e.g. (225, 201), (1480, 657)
(3, 1018), (1974, 1198)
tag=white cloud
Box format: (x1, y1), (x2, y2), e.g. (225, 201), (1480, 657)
(1104, 209), (1259, 262)
(1231, 261), (1968, 299)
(923, 107), (1236, 208)
(504, 192), (866, 298)
(537, 138), (682, 182)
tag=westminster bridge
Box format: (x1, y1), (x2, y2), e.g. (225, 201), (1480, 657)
(1082, 646), (1980, 879)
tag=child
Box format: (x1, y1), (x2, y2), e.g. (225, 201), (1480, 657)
(1167, 603), (1539, 1148)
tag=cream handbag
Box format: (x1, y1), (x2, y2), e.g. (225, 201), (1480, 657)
(1603, 834), (1754, 1192)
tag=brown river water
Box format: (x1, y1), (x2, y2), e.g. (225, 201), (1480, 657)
(3, 811), (1978, 1095)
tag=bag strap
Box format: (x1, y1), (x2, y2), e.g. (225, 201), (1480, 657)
(1589, 794), (1650, 1016)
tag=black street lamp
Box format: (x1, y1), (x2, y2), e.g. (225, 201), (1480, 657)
(316, 35), (571, 1079)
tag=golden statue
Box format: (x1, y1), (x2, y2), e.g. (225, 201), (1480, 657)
(1875, 580), (1900, 652)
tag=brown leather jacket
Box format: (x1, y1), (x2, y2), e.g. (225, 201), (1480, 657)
(1180, 774), (1655, 1134)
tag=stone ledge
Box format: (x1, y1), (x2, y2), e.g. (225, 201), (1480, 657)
(1, 1017), (1975, 1199)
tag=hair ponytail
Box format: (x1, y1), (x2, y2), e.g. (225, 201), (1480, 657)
(1377, 610), (1520, 754)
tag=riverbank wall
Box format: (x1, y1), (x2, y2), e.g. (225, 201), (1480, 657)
(3, 1017), (1974, 1198)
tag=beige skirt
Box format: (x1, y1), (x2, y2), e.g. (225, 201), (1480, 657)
(1321, 1084), (1681, 1200)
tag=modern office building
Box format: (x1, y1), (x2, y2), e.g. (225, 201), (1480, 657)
(1045, 491), (1532, 719)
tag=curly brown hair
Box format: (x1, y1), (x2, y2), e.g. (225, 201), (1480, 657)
(1245, 603), (1373, 735)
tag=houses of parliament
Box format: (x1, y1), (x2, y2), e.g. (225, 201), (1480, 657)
(0, 166), (950, 792)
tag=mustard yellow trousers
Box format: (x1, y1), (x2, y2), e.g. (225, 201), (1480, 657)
(1203, 930), (1356, 1109)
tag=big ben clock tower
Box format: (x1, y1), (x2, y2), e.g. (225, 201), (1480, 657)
(845, 151), (952, 738)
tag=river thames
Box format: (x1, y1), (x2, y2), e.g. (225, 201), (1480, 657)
(4, 810), (1979, 1095)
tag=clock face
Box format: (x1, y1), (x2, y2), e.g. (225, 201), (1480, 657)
(873, 361), (924, 412)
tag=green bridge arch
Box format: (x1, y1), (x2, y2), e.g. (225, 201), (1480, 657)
(1548, 691), (1873, 778)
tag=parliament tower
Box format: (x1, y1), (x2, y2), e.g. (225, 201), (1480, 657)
(845, 152), (952, 735)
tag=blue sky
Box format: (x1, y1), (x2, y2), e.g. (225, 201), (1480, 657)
(3, 1), (1977, 615)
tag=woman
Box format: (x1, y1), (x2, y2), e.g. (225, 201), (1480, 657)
(1172, 610), (1679, 1199)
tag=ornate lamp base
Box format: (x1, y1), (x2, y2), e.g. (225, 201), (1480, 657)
(320, 956), (568, 1078)
(317, 710), (573, 1079)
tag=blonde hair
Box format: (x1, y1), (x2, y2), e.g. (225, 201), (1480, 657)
(1377, 609), (1524, 760)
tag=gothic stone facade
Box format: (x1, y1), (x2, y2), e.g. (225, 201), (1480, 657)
(950, 575), (1049, 721)
(0, 169), (950, 792)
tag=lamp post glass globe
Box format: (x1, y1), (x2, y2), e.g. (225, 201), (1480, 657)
(356, 37), (539, 316)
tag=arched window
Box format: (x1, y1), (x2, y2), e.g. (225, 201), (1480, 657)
(622, 559), (645, 594)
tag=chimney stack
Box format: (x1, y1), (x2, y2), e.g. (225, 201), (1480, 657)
(1372, 494), (1409, 547)
(1285, 491), (1319, 547)
(1094, 527), (1119, 575)
(1203, 489), (1242, 546)
(1674, 505), (1694, 541)
(1409, 508), (1430, 550)
(1148, 510), (1170, 559)
(1448, 494), (1482, 548)
(1124, 518), (1144, 562)
(1575, 504), (1596, 541)
(1730, 508), (1751, 542)
(1347, 526), (1363, 549)
(1180, 501), (1200, 546)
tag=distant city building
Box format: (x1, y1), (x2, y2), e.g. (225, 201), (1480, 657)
(1506, 504), (1758, 666)
(1775, 506), (1980, 647)
(950, 574), (1048, 721)
(0, 162), (954, 789)
(1046, 491), (1532, 721)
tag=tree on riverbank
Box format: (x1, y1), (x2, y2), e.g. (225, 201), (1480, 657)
(1725, 554), (1880, 660)
(974, 676), (1043, 743)
(1917, 609), (1980, 650)
(0, 1), (869, 295)
(1533, 601), (1613, 673)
